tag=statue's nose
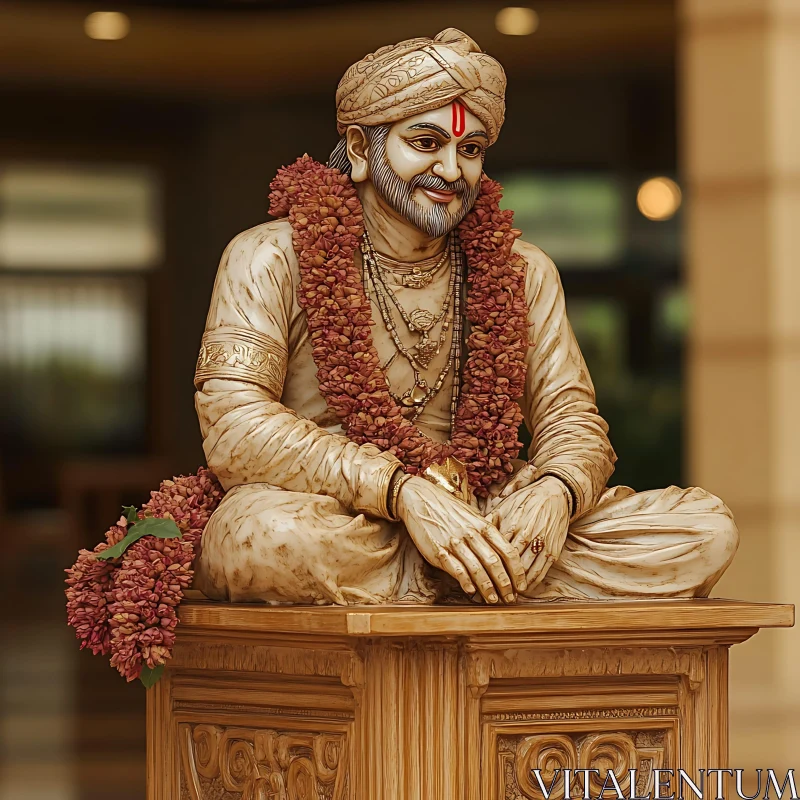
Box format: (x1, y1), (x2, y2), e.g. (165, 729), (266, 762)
(432, 148), (461, 183)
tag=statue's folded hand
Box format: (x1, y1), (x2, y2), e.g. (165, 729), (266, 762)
(488, 476), (571, 591)
(481, 463), (539, 515)
(396, 476), (527, 604)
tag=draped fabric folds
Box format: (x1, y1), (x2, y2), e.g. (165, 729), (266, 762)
(192, 219), (738, 604)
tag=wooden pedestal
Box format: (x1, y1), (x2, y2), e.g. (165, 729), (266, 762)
(147, 599), (792, 800)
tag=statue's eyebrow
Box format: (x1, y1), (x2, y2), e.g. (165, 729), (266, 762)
(463, 131), (489, 142)
(406, 123), (451, 140)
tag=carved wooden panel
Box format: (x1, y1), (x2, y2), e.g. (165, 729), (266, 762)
(146, 603), (784, 800)
(179, 723), (349, 800)
(497, 729), (670, 800)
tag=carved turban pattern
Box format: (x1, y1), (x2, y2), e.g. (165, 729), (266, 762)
(336, 27), (506, 144)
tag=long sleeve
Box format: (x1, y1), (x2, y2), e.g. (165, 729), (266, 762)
(194, 221), (402, 519)
(518, 241), (617, 518)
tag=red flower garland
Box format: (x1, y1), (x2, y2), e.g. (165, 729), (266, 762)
(65, 468), (224, 682)
(65, 524), (127, 657)
(269, 156), (529, 495)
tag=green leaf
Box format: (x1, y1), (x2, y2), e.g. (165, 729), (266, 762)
(133, 517), (182, 539)
(140, 664), (164, 688)
(123, 505), (139, 525)
(95, 517), (182, 561)
(96, 528), (146, 561)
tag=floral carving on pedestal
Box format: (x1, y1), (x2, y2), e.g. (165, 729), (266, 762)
(499, 729), (669, 800)
(179, 724), (348, 800)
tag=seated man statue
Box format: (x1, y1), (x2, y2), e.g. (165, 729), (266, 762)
(193, 28), (738, 606)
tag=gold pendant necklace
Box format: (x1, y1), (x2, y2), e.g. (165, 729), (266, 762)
(407, 309), (439, 368)
(366, 233), (455, 370)
(361, 233), (464, 422)
(401, 378), (429, 407)
(371, 247), (449, 289)
(402, 267), (436, 289)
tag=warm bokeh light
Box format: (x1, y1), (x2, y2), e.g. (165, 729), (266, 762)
(495, 7), (540, 36)
(636, 176), (682, 221)
(84, 11), (130, 41)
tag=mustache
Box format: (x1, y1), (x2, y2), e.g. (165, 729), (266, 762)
(409, 172), (470, 196)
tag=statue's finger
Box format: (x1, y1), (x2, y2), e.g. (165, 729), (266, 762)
(483, 493), (502, 514)
(436, 548), (476, 596)
(525, 550), (557, 591)
(520, 542), (537, 571)
(482, 482), (507, 511)
(498, 465), (535, 500)
(482, 525), (528, 594)
(510, 522), (537, 552)
(467, 531), (515, 603)
(483, 495), (498, 513)
(486, 509), (510, 539)
(451, 539), (499, 604)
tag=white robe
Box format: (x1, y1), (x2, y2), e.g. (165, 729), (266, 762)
(191, 219), (738, 604)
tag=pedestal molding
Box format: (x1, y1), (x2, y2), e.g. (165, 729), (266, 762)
(148, 600), (793, 800)
(466, 646), (707, 692)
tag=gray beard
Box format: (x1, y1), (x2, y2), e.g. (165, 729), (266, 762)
(365, 125), (481, 238)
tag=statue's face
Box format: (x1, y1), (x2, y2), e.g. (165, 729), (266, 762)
(367, 102), (487, 237)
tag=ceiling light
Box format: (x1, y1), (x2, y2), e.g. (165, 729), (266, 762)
(84, 11), (131, 41)
(637, 177), (682, 221)
(495, 7), (539, 36)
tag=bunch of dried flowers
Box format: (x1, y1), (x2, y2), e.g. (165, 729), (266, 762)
(65, 468), (224, 684)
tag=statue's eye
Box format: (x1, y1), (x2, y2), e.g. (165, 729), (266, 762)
(459, 142), (484, 158)
(408, 137), (440, 152)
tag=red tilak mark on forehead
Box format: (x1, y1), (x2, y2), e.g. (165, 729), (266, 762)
(452, 101), (466, 137)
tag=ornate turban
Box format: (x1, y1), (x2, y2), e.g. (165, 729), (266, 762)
(336, 28), (507, 145)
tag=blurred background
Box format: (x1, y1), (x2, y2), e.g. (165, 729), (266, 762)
(0, 0), (796, 797)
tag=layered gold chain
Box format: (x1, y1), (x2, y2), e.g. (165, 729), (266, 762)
(366, 233), (455, 370)
(370, 245), (449, 289)
(361, 231), (463, 425)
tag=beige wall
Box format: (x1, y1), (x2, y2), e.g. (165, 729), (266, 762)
(681, 0), (800, 769)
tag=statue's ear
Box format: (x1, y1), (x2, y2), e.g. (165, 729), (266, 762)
(345, 126), (369, 183)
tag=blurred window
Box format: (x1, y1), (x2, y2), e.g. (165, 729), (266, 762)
(567, 296), (682, 491)
(657, 285), (689, 342)
(567, 297), (626, 376)
(0, 275), (147, 453)
(500, 172), (625, 266)
(0, 164), (161, 270)
(0, 163), (160, 463)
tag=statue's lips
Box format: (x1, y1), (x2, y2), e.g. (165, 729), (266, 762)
(420, 187), (458, 204)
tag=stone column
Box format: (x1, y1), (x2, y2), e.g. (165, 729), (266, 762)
(680, 0), (800, 770)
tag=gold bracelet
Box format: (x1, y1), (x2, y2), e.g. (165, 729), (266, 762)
(422, 455), (472, 505)
(387, 472), (412, 522)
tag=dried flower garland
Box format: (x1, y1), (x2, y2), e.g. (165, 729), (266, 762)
(268, 155), (529, 495)
(65, 468), (224, 684)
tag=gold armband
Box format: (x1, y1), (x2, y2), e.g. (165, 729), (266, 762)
(194, 326), (288, 397)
